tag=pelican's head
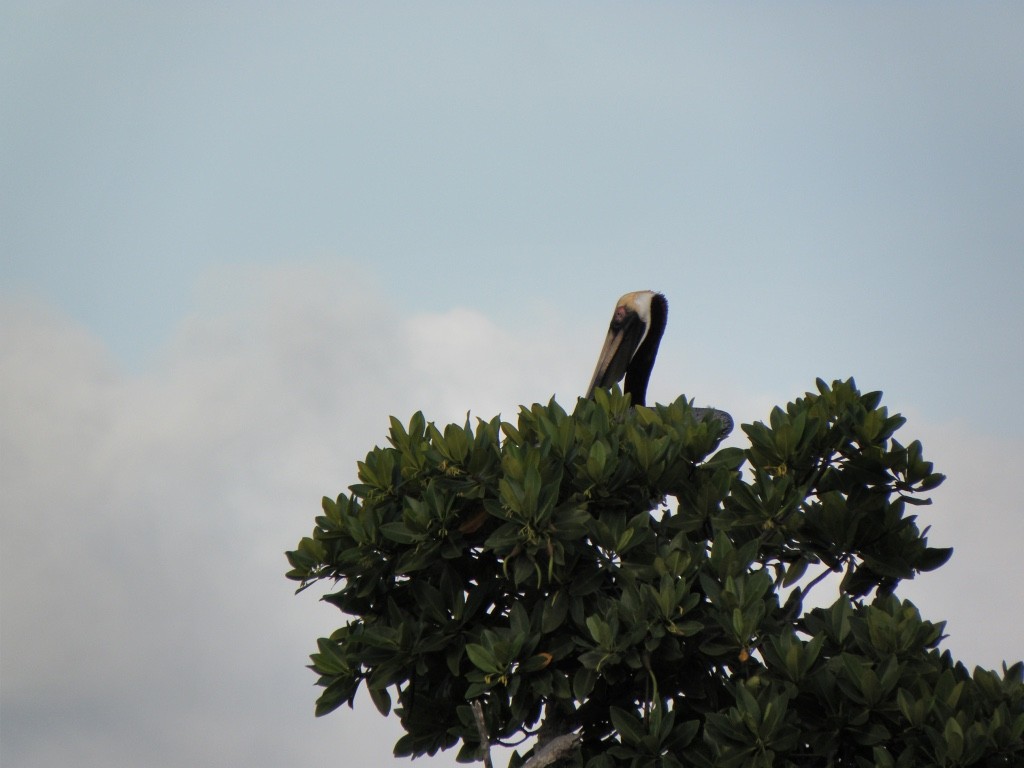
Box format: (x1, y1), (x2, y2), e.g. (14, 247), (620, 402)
(587, 291), (667, 407)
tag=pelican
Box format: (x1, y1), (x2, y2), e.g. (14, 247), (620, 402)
(587, 291), (667, 408)
(587, 290), (733, 439)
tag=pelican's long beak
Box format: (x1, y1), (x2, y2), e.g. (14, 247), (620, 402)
(586, 302), (650, 396)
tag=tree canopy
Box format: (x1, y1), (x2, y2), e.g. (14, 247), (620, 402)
(286, 378), (1024, 767)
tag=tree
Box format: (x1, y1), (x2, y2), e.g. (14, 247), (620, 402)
(286, 378), (1024, 767)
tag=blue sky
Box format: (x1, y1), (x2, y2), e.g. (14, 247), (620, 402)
(2, 4), (1022, 767)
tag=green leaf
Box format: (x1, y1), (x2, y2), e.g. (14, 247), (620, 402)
(465, 643), (498, 673)
(610, 706), (646, 747)
(311, 637), (349, 676)
(782, 557), (808, 588)
(587, 440), (609, 480)
(945, 717), (964, 762)
(542, 592), (569, 633)
(369, 685), (391, 716)
(704, 446), (746, 471)
(916, 546), (953, 572)
(314, 677), (358, 717)
(379, 521), (425, 544)
(586, 615), (612, 646)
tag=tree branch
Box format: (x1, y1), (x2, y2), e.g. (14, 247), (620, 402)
(523, 732), (582, 768)
(802, 562), (840, 599)
(470, 700), (494, 768)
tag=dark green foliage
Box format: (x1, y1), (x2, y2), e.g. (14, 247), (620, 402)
(286, 379), (1024, 766)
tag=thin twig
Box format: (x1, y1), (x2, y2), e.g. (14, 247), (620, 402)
(802, 563), (839, 598)
(470, 700), (494, 768)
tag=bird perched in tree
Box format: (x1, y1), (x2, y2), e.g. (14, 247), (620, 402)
(587, 290), (733, 440)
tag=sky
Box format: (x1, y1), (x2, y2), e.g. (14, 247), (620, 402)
(2, 3), (1022, 767)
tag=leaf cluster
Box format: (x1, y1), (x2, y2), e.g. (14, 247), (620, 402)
(286, 379), (1023, 766)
